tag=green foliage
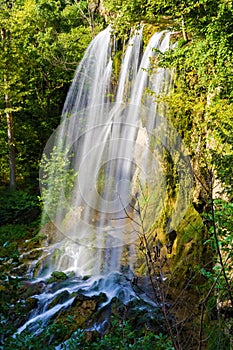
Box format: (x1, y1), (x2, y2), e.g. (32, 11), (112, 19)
(0, 187), (39, 225)
(158, 9), (233, 207)
(5, 315), (174, 349)
(207, 100), (233, 198)
(198, 198), (233, 349)
(0, 224), (28, 260)
(0, 1), (232, 349)
(0, 274), (22, 341)
(104, 0), (233, 40)
(104, 0), (154, 36)
(4, 319), (72, 349)
(0, 223), (40, 275)
(40, 146), (77, 221)
(0, 0), (102, 186)
(85, 320), (175, 350)
(0, 187), (40, 278)
(203, 199), (233, 282)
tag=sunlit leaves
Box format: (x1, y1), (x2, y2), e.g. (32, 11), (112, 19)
(0, 0), (100, 185)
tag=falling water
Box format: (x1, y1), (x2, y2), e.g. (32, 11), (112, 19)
(39, 27), (191, 279)
(15, 27), (194, 339)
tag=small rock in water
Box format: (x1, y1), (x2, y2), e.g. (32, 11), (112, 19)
(47, 271), (68, 283)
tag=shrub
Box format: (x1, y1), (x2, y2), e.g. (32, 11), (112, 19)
(0, 188), (40, 225)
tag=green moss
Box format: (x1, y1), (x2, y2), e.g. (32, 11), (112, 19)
(112, 49), (123, 83)
(47, 271), (68, 283)
(174, 206), (204, 259)
(163, 206), (207, 288)
(143, 19), (174, 46)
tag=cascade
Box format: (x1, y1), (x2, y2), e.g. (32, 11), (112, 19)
(39, 26), (193, 279)
(39, 27), (176, 279)
(15, 26), (193, 338)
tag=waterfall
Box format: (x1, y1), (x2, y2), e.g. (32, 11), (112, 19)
(13, 27), (194, 339)
(39, 27), (192, 279)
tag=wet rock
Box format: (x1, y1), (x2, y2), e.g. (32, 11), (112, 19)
(38, 221), (62, 244)
(55, 293), (107, 336)
(86, 303), (112, 335)
(25, 233), (47, 250)
(47, 271), (68, 283)
(18, 280), (45, 299)
(12, 263), (28, 276)
(22, 248), (44, 260)
(47, 290), (70, 310)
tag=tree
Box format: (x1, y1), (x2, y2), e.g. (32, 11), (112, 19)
(0, 2), (17, 189)
(0, 0), (103, 187)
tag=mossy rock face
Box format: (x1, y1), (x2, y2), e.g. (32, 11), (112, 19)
(172, 206), (205, 266)
(13, 296), (39, 329)
(56, 293), (107, 335)
(47, 271), (68, 283)
(18, 280), (45, 299)
(61, 206), (83, 233)
(135, 203), (207, 286)
(143, 19), (174, 45)
(111, 295), (165, 332)
(25, 233), (47, 250)
(0, 279), (45, 332)
(157, 206), (208, 290)
(38, 221), (62, 243)
(0, 223), (56, 277)
(47, 290), (70, 310)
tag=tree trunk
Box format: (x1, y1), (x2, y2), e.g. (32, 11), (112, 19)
(5, 94), (16, 189)
(1, 28), (16, 189)
(181, 18), (188, 41)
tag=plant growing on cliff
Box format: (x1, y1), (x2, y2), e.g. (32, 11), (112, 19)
(39, 145), (78, 223)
